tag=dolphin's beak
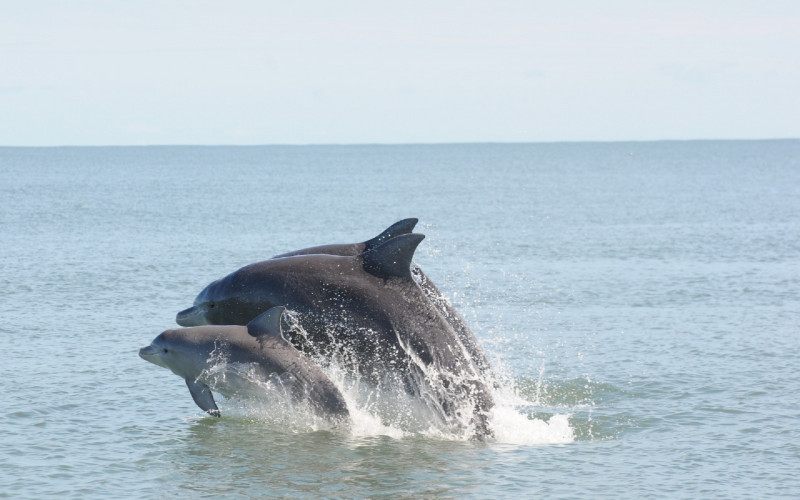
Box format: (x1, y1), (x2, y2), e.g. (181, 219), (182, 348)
(139, 344), (170, 370)
(139, 345), (158, 360)
(176, 306), (207, 327)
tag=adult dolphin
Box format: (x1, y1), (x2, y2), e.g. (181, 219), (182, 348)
(140, 306), (349, 423)
(271, 218), (493, 380)
(176, 234), (492, 437)
(271, 218), (419, 259)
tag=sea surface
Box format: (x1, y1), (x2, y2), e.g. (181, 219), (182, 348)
(1, 141), (798, 498)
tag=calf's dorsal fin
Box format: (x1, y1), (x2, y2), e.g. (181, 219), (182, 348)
(247, 306), (288, 340)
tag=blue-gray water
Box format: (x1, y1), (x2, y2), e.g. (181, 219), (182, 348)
(1, 141), (798, 498)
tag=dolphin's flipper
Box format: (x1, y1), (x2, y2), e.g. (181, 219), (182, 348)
(185, 379), (220, 417)
(363, 218), (419, 251)
(360, 233), (425, 279)
(247, 306), (287, 340)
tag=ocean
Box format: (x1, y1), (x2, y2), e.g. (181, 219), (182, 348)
(1, 141), (798, 498)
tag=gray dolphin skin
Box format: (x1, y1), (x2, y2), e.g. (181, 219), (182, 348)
(175, 228), (493, 437)
(271, 217), (419, 259)
(268, 218), (494, 380)
(140, 306), (349, 423)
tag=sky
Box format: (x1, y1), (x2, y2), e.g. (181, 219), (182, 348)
(1, 1), (798, 145)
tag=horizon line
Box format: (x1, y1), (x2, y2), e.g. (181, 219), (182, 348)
(1, 137), (799, 148)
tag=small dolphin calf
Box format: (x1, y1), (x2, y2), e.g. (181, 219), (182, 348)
(139, 307), (349, 423)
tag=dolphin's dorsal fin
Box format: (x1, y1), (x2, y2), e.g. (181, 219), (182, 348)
(247, 306), (287, 340)
(363, 218), (418, 252)
(359, 233), (425, 279)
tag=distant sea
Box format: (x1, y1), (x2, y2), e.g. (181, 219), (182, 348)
(1, 141), (798, 498)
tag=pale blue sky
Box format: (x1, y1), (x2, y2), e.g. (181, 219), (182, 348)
(2, 1), (798, 145)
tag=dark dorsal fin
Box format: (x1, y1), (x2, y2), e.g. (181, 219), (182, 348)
(247, 306), (287, 340)
(363, 218), (418, 252)
(359, 233), (425, 279)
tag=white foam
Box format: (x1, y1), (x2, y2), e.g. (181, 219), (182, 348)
(200, 337), (576, 445)
(490, 407), (574, 445)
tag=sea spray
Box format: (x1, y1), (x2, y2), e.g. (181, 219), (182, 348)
(198, 336), (576, 445)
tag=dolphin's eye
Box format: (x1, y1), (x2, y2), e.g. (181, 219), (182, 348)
(163, 348), (168, 353)
(209, 302), (216, 308)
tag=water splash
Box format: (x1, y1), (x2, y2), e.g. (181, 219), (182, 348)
(197, 343), (576, 445)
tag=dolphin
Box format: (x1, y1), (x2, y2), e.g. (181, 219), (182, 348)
(271, 217), (419, 259)
(269, 218), (493, 380)
(140, 306), (349, 423)
(175, 233), (493, 437)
